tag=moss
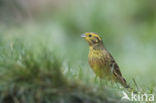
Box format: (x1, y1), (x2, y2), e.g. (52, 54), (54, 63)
(0, 41), (124, 103)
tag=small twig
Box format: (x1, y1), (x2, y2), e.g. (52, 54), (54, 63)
(128, 79), (133, 87)
(132, 78), (139, 91)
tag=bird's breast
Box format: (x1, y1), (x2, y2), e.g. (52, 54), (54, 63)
(88, 49), (110, 78)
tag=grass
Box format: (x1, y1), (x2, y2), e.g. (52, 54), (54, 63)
(0, 34), (124, 103)
(0, 0), (156, 102)
(0, 22), (155, 103)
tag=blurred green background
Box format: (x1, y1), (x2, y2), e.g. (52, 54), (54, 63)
(0, 0), (156, 102)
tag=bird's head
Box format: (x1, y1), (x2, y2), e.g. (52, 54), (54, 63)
(81, 32), (103, 46)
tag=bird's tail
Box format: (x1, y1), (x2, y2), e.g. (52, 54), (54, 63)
(118, 76), (138, 93)
(118, 75), (129, 88)
(113, 71), (129, 88)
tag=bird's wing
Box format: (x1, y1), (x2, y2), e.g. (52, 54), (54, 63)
(107, 52), (128, 87)
(108, 54), (122, 76)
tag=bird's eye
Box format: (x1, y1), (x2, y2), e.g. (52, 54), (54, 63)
(89, 34), (92, 37)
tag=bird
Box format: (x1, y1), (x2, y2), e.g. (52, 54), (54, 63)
(81, 32), (129, 88)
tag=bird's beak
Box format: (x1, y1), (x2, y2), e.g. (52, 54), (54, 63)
(81, 34), (86, 38)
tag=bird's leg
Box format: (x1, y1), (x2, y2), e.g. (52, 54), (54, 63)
(100, 79), (103, 87)
(110, 80), (114, 87)
(116, 83), (120, 88)
(94, 75), (98, 83)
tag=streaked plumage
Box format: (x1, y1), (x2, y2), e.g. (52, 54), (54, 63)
(81, 32), (128, 87)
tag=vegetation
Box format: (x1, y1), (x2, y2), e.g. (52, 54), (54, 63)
(0, 0), (155, 103)
(0, 34), (122, 103)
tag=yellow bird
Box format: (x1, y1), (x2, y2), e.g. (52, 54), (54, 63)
(81, 32), (129, 88)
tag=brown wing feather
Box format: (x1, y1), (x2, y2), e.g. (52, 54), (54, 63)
(110, 55), (122, 76)
(108, 52), (128, 87)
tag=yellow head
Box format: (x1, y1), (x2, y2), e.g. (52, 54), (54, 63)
(81, 32), (103, 46)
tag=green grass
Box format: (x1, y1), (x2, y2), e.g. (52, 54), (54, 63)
(0, 22), (155, 103)
(0, 0), (156, 102)
(0, 31), (123, 103)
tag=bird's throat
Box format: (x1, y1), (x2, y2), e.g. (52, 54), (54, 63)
(89, 43), (105, 50)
